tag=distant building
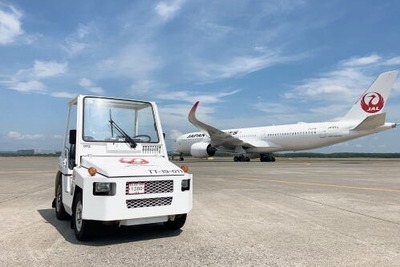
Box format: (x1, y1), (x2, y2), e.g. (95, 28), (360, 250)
(17, 149), (35, 155)
(17, 149), (57, 155)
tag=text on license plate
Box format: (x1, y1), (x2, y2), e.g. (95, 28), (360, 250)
(128, 183), (145, 194)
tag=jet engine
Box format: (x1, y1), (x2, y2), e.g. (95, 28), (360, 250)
(190, 142), (217, 158)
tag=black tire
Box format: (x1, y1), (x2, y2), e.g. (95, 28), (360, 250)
(72, 191), (92, 241)
(55, 182), (69, 220)
(164, 214), (187, 230)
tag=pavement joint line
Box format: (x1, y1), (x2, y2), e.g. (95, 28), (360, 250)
(237, 177), (400, 193)
(237, 177), (400, 226)
(0, 171), (55, 174)
(0, 187), (53, 204)
(264, 187), (400, 227)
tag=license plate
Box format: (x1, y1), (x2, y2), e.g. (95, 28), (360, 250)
(128, 183), (145, 194)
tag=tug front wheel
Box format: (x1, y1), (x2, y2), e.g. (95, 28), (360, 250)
(72, 191), (93, 241)
(164, 214), (187, 230)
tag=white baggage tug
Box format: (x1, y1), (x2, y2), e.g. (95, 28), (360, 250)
(52, 95), (192, 240)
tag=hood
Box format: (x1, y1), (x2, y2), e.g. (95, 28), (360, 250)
(81, 156), (185, 177)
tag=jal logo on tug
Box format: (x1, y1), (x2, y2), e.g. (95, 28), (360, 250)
(361, 92), (384, 113)
(119, 158), (149, 165)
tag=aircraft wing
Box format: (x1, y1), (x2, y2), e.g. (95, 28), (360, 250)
(188, 101), (256, 149)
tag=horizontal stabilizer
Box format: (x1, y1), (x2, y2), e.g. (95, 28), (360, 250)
(352, 113), (386, 131)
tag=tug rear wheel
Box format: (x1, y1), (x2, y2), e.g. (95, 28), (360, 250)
(55, 182), (68, 220)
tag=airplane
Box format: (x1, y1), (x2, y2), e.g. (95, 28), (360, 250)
(175, 70), (398, 162)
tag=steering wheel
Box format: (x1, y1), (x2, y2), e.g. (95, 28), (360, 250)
(132, 134), (151, 142)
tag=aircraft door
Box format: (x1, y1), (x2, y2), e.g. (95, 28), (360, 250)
(319, 128), (327, 138)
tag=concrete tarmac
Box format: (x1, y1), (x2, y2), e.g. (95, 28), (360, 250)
(0, 156), (400, 266)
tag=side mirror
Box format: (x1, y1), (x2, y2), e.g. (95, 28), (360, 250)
(69, 129), (77, 145)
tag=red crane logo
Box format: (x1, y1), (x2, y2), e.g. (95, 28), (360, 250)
(361, 92), (384, 113)
(119, 158), (149, 165)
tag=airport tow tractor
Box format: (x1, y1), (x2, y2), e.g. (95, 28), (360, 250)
(52, 95), (192, 241)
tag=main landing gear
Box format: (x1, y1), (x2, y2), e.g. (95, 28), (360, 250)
(233, 154), (276, 162)
(170, 153), (185, 161)
(260, 154), (276, 162)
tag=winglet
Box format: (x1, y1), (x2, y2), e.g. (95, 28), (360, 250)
(186, 101), (257, 148)
(188, 101), (200, 125)
(187, 101), (222, 136)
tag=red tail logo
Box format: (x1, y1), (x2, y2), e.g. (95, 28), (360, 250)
(361, 92), (384, 113)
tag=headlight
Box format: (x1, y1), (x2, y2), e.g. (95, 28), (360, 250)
(93, 182), (116, 196)
(181, 179), (190, 191)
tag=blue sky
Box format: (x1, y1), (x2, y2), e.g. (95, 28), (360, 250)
(1, 0), (400, 153)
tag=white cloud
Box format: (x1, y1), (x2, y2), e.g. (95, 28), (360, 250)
(384, 56), (400, 66)
(52, 135), (64, 140)
(157, 89), (240, 104)
(86, 87), (104, 94)
(78, 77), (93, 87)
(0, 3), (23, 45)
(275, 54), (400, 123)
(155, 0), (185, 22)
(253, 102), (295, 114)
(194, 52), (302, 81)
(7, 131), (43, 140)
(96, 44), (162, 95)
(340, 54), (381, 67)
(169, 129), (184, 140)
(97, 44), (161, 79)
(78, 77), (104, 94)
(130, 79), (159, 94)
(286, 68), (370, 101)
(62, 24), (94, 56)
(12, 60), (68, 80)
(33, 61), (68, 78)
(50, 92), (77, 98)
(1, 60), (68, 94)
(85, 1), (306, 96)
(9, 80), (46, 93)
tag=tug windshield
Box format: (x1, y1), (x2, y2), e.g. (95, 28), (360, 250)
(83, 97), (159, 144)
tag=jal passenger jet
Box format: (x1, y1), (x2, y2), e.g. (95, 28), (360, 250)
(175, 70), (398, 162)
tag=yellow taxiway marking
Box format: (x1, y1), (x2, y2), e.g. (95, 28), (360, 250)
(237, 177), (400, 193)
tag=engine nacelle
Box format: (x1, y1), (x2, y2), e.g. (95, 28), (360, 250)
(190, 142), (217, 158)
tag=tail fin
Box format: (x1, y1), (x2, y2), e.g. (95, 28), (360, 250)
(342, 70), (398, 122)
